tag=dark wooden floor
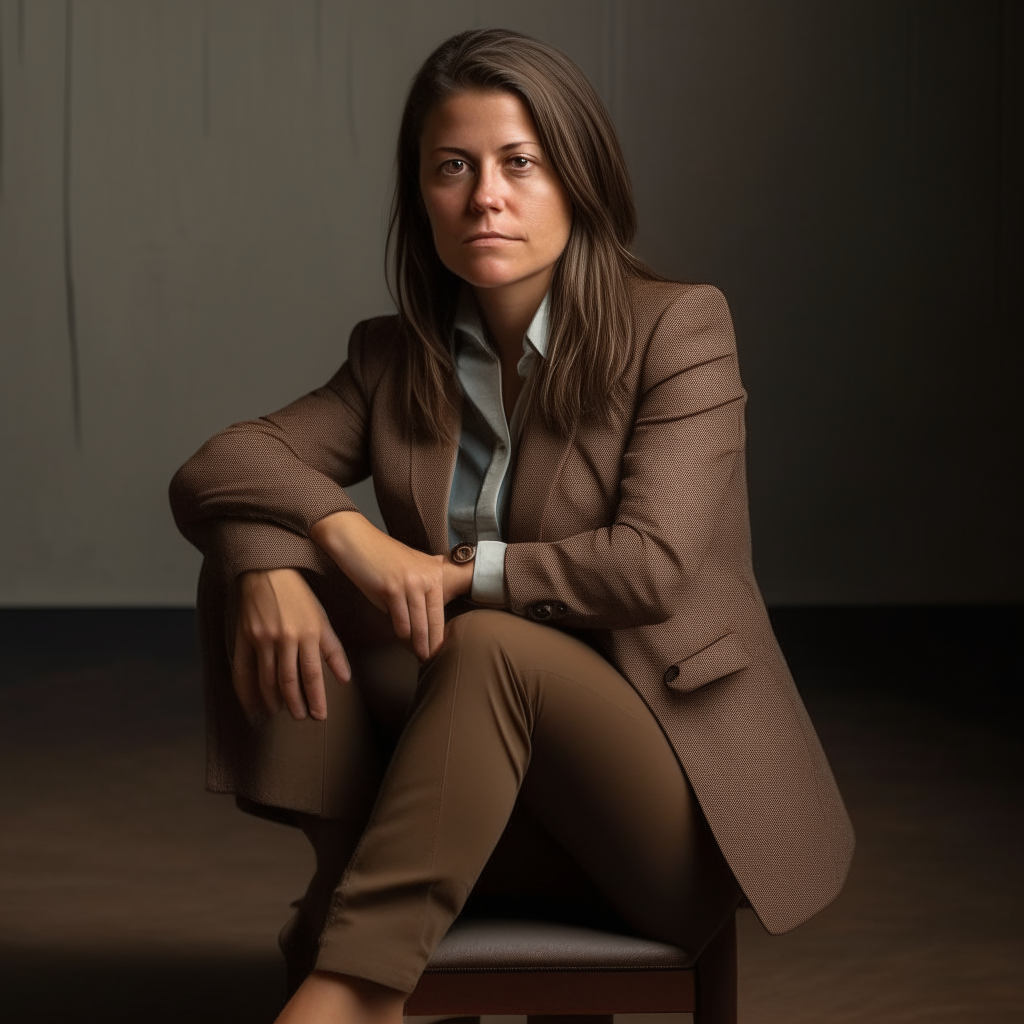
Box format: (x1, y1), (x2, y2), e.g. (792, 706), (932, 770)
(1, 606), (1021, 1023)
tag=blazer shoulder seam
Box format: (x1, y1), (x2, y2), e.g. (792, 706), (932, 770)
(635, 282), (733, 392)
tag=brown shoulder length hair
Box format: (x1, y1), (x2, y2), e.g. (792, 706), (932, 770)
(387, 27), (662, 443)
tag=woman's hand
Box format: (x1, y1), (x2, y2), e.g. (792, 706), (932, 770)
(311, 511), (473, 662)
(232, 568), (351, 723)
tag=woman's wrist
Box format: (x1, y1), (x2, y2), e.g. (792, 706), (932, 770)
(443, 558), (474, 603)
(237, 566), (299, 596)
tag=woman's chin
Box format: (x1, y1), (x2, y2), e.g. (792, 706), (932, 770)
(455, 265), (548, 294)
(438, 250), (525, 288)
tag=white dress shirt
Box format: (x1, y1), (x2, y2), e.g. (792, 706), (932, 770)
(447, 287), (551, 606)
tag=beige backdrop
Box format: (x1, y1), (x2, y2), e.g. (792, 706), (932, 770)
(0, 0), (1019, 605)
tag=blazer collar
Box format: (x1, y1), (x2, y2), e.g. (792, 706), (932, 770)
(409, 400), (460, 557)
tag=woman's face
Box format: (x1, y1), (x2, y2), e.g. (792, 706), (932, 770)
(419, 89), (573, 295)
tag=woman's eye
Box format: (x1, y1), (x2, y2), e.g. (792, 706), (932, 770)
(442, 159), (466, 175)
(509, 156), (531, 170)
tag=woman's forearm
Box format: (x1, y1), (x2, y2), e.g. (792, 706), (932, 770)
(309, 509), (373, 566)
(311, 510), (474, 605)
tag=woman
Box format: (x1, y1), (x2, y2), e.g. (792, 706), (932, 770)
(170, 27), (854, 1024)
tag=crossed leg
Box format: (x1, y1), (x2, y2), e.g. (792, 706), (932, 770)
(278, 609), (739, 1020)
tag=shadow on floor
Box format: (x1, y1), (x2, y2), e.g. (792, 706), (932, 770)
(0, 948), (285, 1024)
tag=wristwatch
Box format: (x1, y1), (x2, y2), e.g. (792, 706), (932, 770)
(450, 543), (476, 564)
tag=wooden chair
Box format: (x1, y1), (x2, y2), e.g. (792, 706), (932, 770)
(405, 913), (738, 1024)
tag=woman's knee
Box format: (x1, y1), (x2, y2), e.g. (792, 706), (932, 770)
(444, 608), (519, 649)
(442, 609), (576, 675)
(416, 609), (535, 727)
(439, 610), (541, 697)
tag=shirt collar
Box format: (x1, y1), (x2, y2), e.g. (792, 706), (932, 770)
(453, 287), (551, 363)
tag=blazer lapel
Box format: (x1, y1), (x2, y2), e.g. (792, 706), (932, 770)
(506, 408), (575, 542)
(409, 405), (459, 556)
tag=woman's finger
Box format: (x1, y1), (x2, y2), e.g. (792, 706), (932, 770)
(425, 583), (445, 659)
(407, 587), (431, 662)
(387, 590), (412, 645)
(320, 620), (352, 687)
(277, 636), (307, 720)
(253, 634), (283, 717)
(298, 639), (327, 721)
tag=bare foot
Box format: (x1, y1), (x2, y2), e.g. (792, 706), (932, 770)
(274, 970), (406, 1024)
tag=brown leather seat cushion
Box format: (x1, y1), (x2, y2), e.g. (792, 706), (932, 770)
(424, 917), (693, 972)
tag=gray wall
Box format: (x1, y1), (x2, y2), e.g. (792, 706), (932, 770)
(1, 0), (1019, 606)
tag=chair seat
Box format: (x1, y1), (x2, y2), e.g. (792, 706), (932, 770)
(407, 914), (736, 1022)
(424, 917), (694, 973)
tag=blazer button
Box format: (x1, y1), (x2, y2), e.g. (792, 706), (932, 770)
(531, 602), (554, 620)
(663, 665), (680, 684)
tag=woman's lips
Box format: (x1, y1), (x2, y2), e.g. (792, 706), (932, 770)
(464, 232), (519, 245)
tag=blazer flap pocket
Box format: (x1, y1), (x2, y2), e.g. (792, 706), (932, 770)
(664, 630), (751, 693)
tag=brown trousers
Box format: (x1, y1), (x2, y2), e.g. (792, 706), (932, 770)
(273, 608), (740, 995)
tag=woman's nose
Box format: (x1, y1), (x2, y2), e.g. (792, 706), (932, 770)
(469, 165), (505, 213)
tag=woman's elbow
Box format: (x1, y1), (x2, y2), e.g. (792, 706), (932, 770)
(168, 460), (203, 539)
(167, 436), (224, 535)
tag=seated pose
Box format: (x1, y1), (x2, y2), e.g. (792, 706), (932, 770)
(170, 27), (854, 1024)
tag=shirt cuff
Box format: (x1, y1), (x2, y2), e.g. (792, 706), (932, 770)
(471, 540), (507, 606)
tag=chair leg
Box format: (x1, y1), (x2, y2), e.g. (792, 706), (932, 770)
(528, 1017), (613, 1024)
(694, 912), (737, 1024)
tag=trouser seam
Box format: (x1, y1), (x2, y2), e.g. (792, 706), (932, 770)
(417, 641), (464, 960)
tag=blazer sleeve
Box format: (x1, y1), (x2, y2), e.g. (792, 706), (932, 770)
(503, 284), (747, 630)
(168, 319), (377, 575)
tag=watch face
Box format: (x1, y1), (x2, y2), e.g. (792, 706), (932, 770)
(451, 543), (476, 564)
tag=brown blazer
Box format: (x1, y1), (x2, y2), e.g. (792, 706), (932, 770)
(170, 278), (854, 937)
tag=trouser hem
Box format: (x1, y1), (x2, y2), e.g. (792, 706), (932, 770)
(313, 939), (421, 996)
